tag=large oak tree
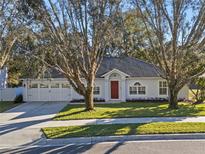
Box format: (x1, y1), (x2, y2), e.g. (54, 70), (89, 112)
(0, 0), (19, 69)
(133, 0), (205, 109)
(22, 0), (121, 110)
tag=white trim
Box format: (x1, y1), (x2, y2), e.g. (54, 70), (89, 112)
(128, 77), (163, 80)
(128, 85), (147, 97)
(93, 85), (101, 97)
(158, 80), (168, 97)
(23, 76), (162, 82)
(25, 80), (72, 102)
(110, 79), (121, 100)
(101, 69), (130, 77)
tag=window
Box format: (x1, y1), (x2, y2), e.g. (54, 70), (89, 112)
(129, 86), (138, 95)
(138, 86), (146, 94)
(40, 83), (49, 88)
(93, 86), (100, 95)
(51, 83), (60, 88)
(129, 82), (146, 95)
(29, 83), (38, 88)
(62, 83), (70, 88)
(159, 81), (168, 95)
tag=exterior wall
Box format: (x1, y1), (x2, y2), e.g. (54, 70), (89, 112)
(126, 78), (161, 100)
(126, 78), (189, 100)
(23, 76), (189, 102)
(23, 78), (106, 102)
(71, 78), (105, 100)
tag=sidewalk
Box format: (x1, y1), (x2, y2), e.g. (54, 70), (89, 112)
(1, 116), (205, 148)
(1, 102), (205, 148)
(21, 116), (205, 128)
(41, 133), (205, 145)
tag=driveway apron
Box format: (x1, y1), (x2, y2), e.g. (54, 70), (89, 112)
(0, 102), (68, 147)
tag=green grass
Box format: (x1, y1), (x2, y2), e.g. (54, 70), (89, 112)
(42, 122), (205, 139)
(0, 101), (20, 113)
(54, 102), (205, 120)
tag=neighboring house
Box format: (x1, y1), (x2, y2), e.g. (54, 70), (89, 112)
(0, 67), (18, 101)
(0, 67), (8, 88)
(189, 73), (205, 90)
(22, 56), (189, 102)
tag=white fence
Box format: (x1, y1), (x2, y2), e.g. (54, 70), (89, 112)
(0, 87), (23, 101)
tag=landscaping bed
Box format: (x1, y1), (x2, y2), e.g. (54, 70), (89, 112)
(0, 101), (20, 113)
(54, 102), (205, 120)
(42, 122), (205, 139)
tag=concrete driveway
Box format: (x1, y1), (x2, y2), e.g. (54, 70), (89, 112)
(0, 102), (68, 148)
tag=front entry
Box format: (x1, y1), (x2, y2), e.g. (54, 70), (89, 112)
(111, 81), (119, 99)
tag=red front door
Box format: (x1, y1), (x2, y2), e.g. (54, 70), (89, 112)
(111, 81), (119, 99)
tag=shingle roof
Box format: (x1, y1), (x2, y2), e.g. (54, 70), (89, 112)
(44, 56), (162, 78)
(96, 56), (161, 77)
(44, 68), (64, 78)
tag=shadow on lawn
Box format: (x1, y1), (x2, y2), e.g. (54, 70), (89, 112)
(43, 122), (205, 140)
(43, 124), (140, 139)
(55, 110), (86, 118)
(54, 103), (205, 120)
(100, 104), (203, 118)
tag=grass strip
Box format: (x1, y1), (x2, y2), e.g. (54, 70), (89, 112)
(43, 122), (205, 139)
(0, 102), (20, 113)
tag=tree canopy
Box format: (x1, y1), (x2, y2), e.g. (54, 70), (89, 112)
(133, 0), (205, 108)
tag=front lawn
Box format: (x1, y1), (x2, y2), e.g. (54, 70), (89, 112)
(43, 122), (205, 139)
(54, 102), (205, 120)
(0, 101), (20, 113)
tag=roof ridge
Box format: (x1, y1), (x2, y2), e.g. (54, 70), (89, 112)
(103, 55), (156, 67)
(126, 56), (156, 67)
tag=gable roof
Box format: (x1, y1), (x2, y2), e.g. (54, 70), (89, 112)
(101, 68), (130, 77)
(43, 56), (162, 78)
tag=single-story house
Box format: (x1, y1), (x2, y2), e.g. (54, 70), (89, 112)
(22, 56), (189, 102)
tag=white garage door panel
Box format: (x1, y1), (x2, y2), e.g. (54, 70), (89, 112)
(39, 88), (50, 101)
(28, 89), (39, 101)
(50, 88), (61, 101)
(27, 83), (71, 102)
(61, 88), (71, 101)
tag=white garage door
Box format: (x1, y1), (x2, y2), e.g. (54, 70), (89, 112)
(27, 82), (71, 102)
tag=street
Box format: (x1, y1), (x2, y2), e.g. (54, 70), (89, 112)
(1, 139), (205, 154)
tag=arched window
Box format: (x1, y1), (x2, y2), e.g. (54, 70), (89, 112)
(134, 82), (141, 86)
(129, 82), (146, 95)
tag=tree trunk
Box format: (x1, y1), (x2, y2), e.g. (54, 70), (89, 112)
(168, 88), (179, 109)
(85, 87), (94, 111)
(84, 76), (95, 111)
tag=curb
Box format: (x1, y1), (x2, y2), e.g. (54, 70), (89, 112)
(41, 133), (205, 146)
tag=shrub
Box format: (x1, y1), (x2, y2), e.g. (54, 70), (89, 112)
(126, 98), (168, 102)
(190, 77), (205, 104)
(14, 94), (23, 103)
(70, 98), (105, 103)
